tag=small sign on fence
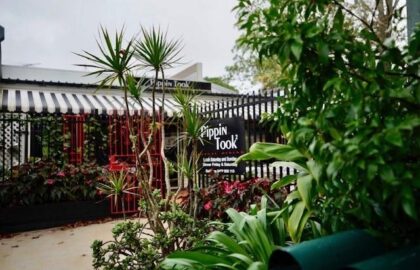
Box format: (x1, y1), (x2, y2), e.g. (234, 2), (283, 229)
(199, 117), (245, 174)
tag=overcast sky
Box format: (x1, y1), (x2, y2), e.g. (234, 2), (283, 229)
(0, 0), (239, 78)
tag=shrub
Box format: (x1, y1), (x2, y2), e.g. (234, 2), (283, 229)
(235, 0), (420, 245)
(161, 197), (285, 270)
(197, 176), (286, 220)
(0, 160), (104, 207)
(91, 206), (214, 270)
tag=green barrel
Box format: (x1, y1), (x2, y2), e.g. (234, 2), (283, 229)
(342, 245), (420, 270)
(269, 230), (385, 270)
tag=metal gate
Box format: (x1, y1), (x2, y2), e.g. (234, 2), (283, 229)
(108, 112), (163, 215)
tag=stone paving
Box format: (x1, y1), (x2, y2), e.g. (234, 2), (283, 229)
(0, 219), (140, 270)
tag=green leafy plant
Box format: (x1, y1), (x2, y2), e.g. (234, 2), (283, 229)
(239, 143), (320, 243)
(134, 26), (183, 206)
(161, 196), (285, 270)
(79, 27), (215, 268)
(91, 197), (212, 270)
(0, 161), (104, 207)
(197, 175), (281, 220)
(235, 0), (420, 245)
(172, 88), (208, 219)
(96, 170), (137, 219)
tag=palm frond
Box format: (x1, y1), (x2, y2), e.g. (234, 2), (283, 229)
(75, 27), (135, 88)
(134, 26), (183, 71)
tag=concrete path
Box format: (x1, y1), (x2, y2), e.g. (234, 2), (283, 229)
(0, 219), (144, 270)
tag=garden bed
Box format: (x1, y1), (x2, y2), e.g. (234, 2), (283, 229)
(0, 200), (110, 233)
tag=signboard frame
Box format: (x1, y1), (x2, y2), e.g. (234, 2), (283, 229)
(199, 117), (246, 175)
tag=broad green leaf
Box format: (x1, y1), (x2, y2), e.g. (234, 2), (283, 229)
(271, 174), (297, 190)
(296, 210), (311, 243)
(228, 253), (254, 265)
(309, 220), (322, 238)
(291, 40), (303, 60)
(208, 231), (247, 255)
(307, 160), (322, 182)
(322, 77), (342, 91)
(238, 143), (305, 162)
(247, 261), (265, 270)
(261, 195), (268, 210)
(270, 161), (306, 172)
(285, 190), (301, 204)
(385, 129), (403, 147)
(305, 24), (322, 38)
(165, 251), (232, 266)
(402, 186), (418, 220)
(380, 166), (397, 184)
(367, 164), (378, 181)
(160, 258), (198, 269)
(288, 201), (306, 243)
(250, 204), (258, 215)
(297, 174), (313, 210)
(398, 117), (420, 130)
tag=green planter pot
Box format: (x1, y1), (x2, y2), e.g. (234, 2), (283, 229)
(269, 230), (385, 270)
(343, 245), (420, 270)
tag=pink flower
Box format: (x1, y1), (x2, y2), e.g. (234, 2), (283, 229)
(237, 182), (248, 191)
(57, 171), (65, 177)
(46, 179), (56, 185)
(221, 181), (233, 194)
(204, 201), (213, 211)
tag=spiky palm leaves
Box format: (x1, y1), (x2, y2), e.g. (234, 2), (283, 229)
(77, 26), (184, 243)
(76, 27), (135, 89)
(97, 170), (137, 219)
(134, 27), (183, 205)
(172, 89), (207, 218)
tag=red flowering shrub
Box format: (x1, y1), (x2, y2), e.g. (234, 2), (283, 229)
(197, 177), (278, 220)
(0, 161), (105, 207)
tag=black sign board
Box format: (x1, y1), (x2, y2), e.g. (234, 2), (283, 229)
(199, 117), (245, 174)
(139, 78), (212, 91)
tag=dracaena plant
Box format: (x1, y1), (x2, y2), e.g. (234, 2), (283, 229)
(134, 26), (183, 207)
(172, 88), (208, 220)
(78, 26), (194, 261)
(75, 27), (136, 89)
(96, 170), (137, 220)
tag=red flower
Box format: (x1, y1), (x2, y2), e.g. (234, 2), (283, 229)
(221, 181), (233, 194)
(57, 171), (65, 177)
(204, 201), (213, 211)
(237, 182), (248, 191)
(45, 179), (56, 185)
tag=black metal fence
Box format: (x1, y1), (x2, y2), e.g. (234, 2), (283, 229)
(0, 113), (108, 182)
(198, 90), (294, 187)
(1, 92), (295, 187)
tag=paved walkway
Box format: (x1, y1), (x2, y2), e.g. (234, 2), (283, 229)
(0, 219), (144, 270)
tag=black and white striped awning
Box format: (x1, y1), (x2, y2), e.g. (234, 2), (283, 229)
(0, 89), (203, 117)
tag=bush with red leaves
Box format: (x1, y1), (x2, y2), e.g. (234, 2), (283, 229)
(197, 176), (284, 220)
